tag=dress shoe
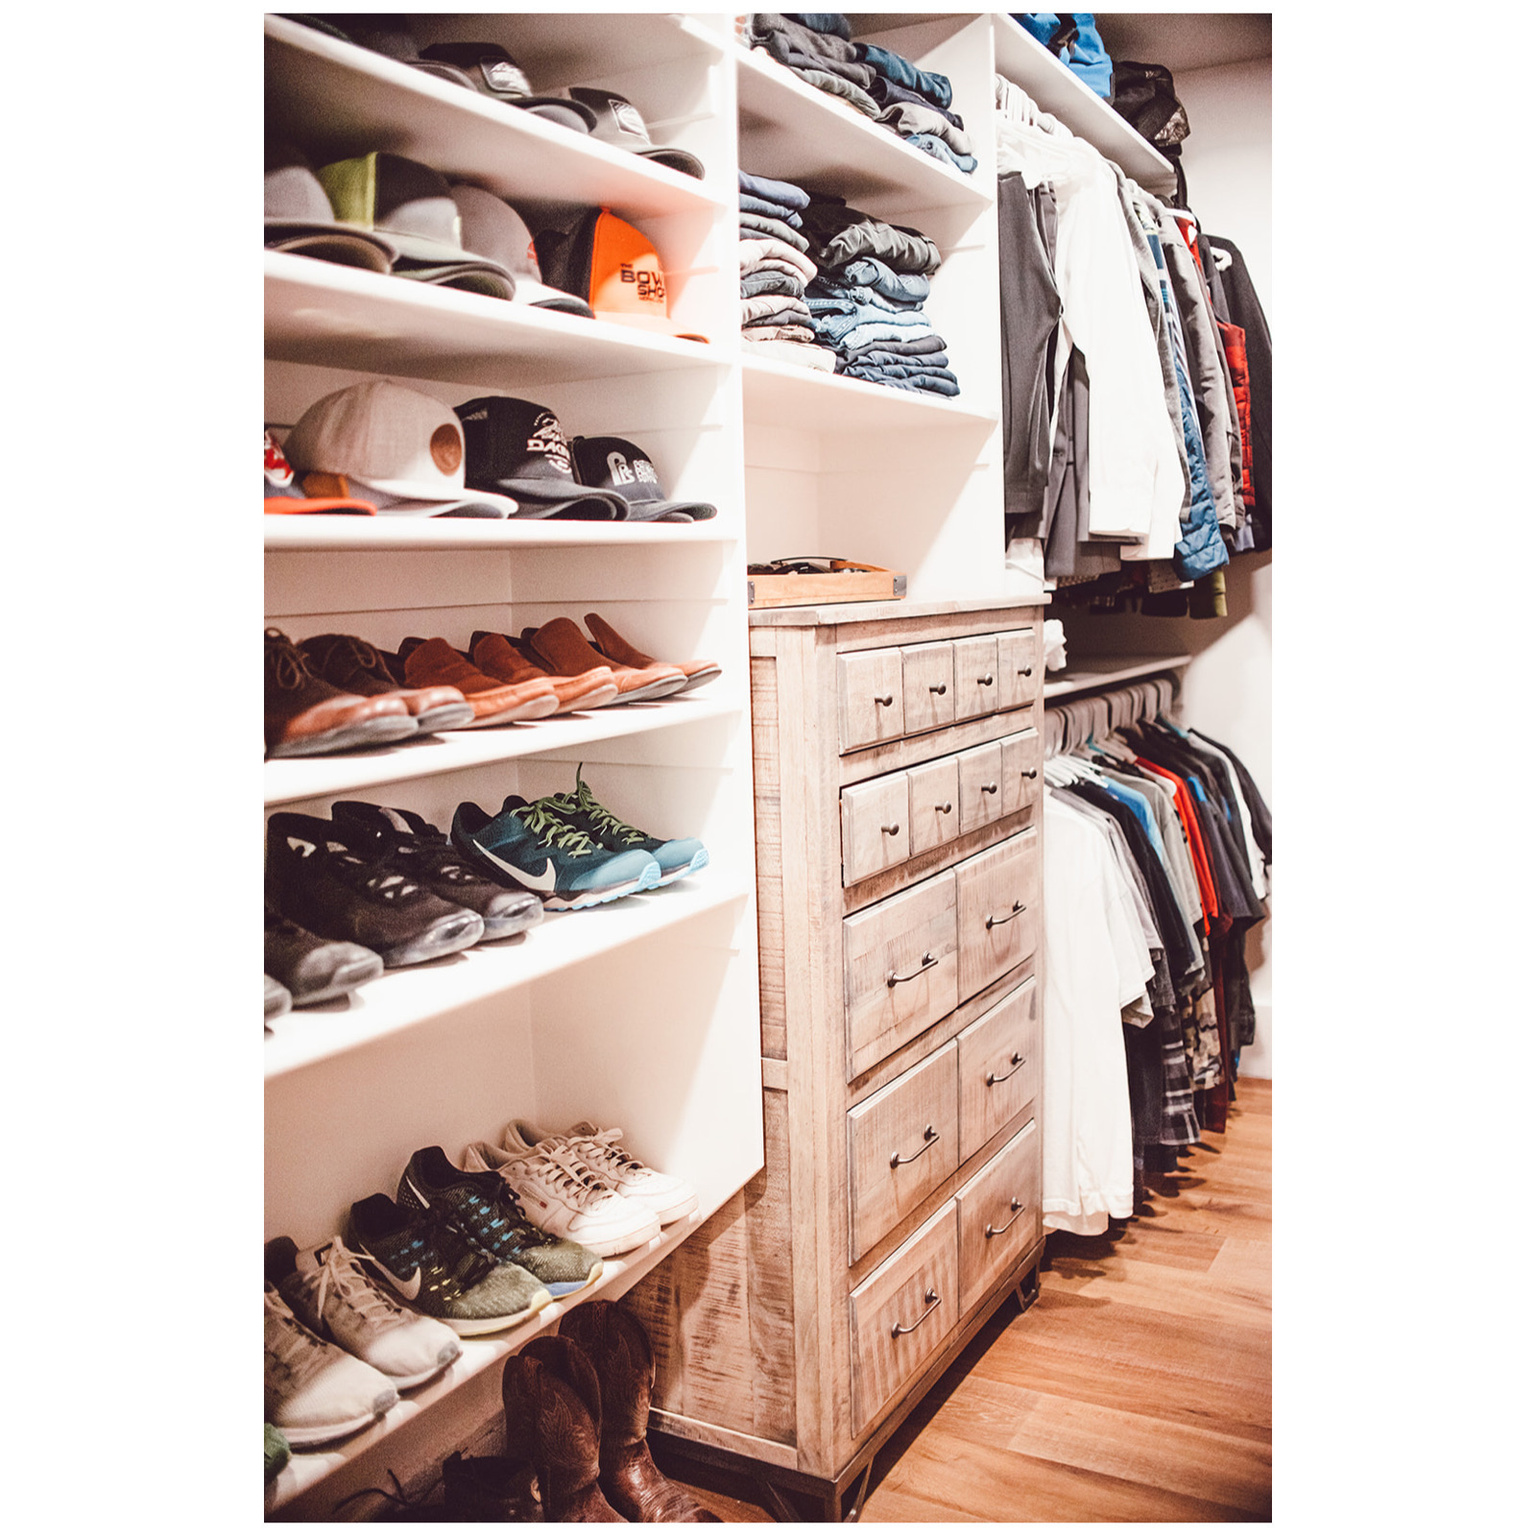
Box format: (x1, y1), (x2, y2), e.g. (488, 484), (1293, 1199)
(584, 612), (721, 693)
(299, 632), (476, 734)
(469, 630), (620, 713)
(395, 637), (560, 726)
(265, 628), (417, 758)
(524, 617), (688, 703)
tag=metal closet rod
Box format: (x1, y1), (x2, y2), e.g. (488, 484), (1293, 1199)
(1043, 673), (1179, 758)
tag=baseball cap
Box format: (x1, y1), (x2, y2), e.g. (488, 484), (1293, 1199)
(570, 437), (717, 523)
(265, 142), (396, 272)
(314, 153), (517, 299)
(282, 381), (520, 518)
(534, 209), (708, 342)
(448, 186), (594, 316)
(264, 428), (376, 515)
(416, 42), (600, 133)
(567, 88), (705, 179)
(454, 397), (634, 520)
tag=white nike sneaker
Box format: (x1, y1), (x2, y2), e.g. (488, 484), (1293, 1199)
(524, 1118), (698, 1226)
(464, 1131), (661, 1258)
(264, 1282), (398, 1448)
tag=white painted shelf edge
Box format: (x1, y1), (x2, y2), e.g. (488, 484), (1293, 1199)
(263, 516), (737, 552)
(1042, 654), (1192, 700)
(742, 353), (997, 433)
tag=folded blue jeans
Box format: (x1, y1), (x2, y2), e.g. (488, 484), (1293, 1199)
(837, 257), (931, 305)
(738, 170), (811, 209)
(739, 192), (804, 226)
(852, 42), (953, 108)
(905, 133), (977, 174)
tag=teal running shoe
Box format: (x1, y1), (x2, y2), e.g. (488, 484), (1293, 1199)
(534, 768), (708, 889)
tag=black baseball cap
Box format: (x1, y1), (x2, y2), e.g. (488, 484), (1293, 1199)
(417, 43), (600, 133)
(454, 397), (633, 520)
(570, 437), (717, 523)
(567, 88), (705, 178)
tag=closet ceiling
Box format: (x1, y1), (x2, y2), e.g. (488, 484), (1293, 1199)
(1093, 14), (1273, 74)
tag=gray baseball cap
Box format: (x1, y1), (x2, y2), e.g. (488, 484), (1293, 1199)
(264, 142), (396, 271)
(449, 187), (595, 316)
(567, 88), (705, 178)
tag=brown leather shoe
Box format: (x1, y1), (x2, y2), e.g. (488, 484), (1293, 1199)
(584, 612), (722, 694)
(469, 631), (620, 713)
(503, 1343), (624, 1523)
(560, 1302), (722, 1522)
(298, 632), (476, 734)
(396, 637), (560, 726)
(264, 628), (417, 758)
(524, 618), (688, 703)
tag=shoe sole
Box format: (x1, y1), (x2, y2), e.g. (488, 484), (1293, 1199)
(538, 1260), (605, 1299)
(414, 702), (478, 733)
(609, 676), (690, 704)
(675, 667), (721, 693)
(287, 954), (385, 1007)
(439, 1297), (552, 1336)
(637, 1193), (700, 1226)
(465, 694), (562, 727)
(375, 1352), (462, 1391)
(267, 715), (419, 758)
(276, 1406), (391, 1449)
(553, 683), (621, 714)
(375, 912), (485, 968)
(478, 902), (545, 941)
(643, 849), (710, 890)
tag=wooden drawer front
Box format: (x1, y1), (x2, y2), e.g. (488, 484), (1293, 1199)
(956, 1120), (1041, 1313)
(995, 628), (1039, 712)
(841, 775), (911, 885)
(956, 976), (1041, 1162)
(907, 757), (960, 857)
(900, 642), (955, 736)
(843, 872), (959, 1081)
(838, 649), (904, 751)
(849, 1204), (959, 1434)
(998, 729), (1042, 818)
(954, 829), (1040, 1001)
(846, 1040), (959, 1262)
(951, 635), (999, 721)
(956, 742), (1005, 834)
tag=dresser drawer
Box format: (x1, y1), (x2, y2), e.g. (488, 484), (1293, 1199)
(838, 649), (904, 751)
(998, 729), (1042, 818)
(841, 775), (910, 885)
(953, 828), (1040, 1001)
(951, 635), (999, 721)
(994, 628), (1039, 713)
(956, 976), (1041, 1162)
(900, 642), (955, 736)
(846, 1039), (958, 1262)
(956, 1119), (1041, 1313)
(848, 1203), (959, 1435)
(956, 742), (1005, 834)
(907, 757), (960, 857)
(843, 871), (959, 1081)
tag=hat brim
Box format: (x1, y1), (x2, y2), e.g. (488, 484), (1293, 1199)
(265, 224), (397, 272)
(598, 311), (710, 344)
(391, 260), (517, 300)
(636, 146), (706, 179)
(513, 99), (598, 131)
(511, 279), (595, 317)
(334, 475), (520, 518)
(467, 482), (632, 521)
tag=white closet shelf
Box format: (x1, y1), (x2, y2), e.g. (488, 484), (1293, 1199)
(265, 14), (729, 219)
(263, 875), (752, 1082)
(265, 252), (734, 387)
(263, 516), (736, 553)
(989, 14), (1177, 195)
(1042, 653), (1192, 701)
(265, 694), (741, 809)
(735, 44), (991, 216)
(266, 1207), (707, 1522)
(742, 353), (997, 434)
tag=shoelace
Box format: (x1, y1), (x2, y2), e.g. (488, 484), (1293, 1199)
(572, 790), (650, 848)
(265, 629), (314, 693)
(517, 802), (600, 856)
(264, 1285), (334, 1388)
(307, 1240), (409, 1337)
(325, 844), (422, 903)
(521, 1145), (617, 1211)
(406, 1206), (500, 1300)
(557, 1126), (648, 1179)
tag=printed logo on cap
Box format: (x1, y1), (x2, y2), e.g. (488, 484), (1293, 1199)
(608, 99), (648, 139)
(527, 411), (572, 473)
(606, 450), (659, 487)
(483, 60), (529, 94)
(430, 424), (463, 474)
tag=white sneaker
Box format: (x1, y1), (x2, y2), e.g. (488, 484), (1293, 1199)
(264, 1283), (398, 1448)
(270, 1236), (462, 1391)
(465, 1130), (660, 1258)
(528, 1118), (698, 1226)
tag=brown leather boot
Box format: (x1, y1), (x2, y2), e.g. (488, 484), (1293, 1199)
(440, 1450), (541, 1521)
(502, 1343), (624, 1522)
(560, 1302), (721, 1522)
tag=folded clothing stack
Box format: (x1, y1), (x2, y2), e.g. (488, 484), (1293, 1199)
(741, 14), (976, 173)
(739, 171), (839, 371)
(798, 196), (960, 397)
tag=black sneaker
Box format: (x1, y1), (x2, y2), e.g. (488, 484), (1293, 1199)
(265, 899), (385, 1005)
(330, 802), (544, 941)
(266, 812), (484, 968)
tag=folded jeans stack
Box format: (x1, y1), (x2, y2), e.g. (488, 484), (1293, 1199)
(738, 171), (840, 371)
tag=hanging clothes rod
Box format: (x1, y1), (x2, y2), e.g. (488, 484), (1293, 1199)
(1044, 673), (1179, 758)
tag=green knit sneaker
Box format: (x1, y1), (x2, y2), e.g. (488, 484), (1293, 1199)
(536, 768), (708, 889)
(265, 1423), (291, 1484)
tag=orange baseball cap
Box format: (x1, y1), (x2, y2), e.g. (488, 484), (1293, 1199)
(533, 209), (707, 342)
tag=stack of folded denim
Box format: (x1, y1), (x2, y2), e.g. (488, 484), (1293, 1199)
(739, 171), (840, 370)
(740, 14), (976, 173)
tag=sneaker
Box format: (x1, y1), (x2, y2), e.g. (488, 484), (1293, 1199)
(535, 768), (708, 889)
(469, 631), (619, 714)
(524, 1118), (698, 1226)
(265, 1422), (291, 1484)
(330, 802), (544, 941)
(397, 1146), (603, 1298)
(264, 1281), (399, 1447)
(522, 617), (688, 703)
(265, 1234), (463, 1390)
(299, 632), (477, 734)
(584, 611), (721, 693)
(265, 973), (292, 1023)
(396, 637), (560, 725)
(451, 797), (660, 911)
(265, 899), (385, 1005)
(466, 1131), (660, 1258)
(344, 1194), (553, 1336)
(266, 813), (485, 967)
(265, 627), (418, 758)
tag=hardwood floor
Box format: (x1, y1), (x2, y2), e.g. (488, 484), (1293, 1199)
(668, 1078), (1272, 1523)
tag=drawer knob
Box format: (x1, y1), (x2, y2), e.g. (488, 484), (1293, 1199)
(886, 952), (937, 988)
(985, 1051), (1025, 1087)
(874, 694), (894, 707)
(1023, 768), (1039, 781)
(880, 822), (901, 836)
(985, 1198), (1025, 1239)
(890, 1125), (940, 1168)
(981, 782), (998, 795)
(985, 901), (1026, 930)
(1018, 665), (1033, 678)
(890, 1287), (943, 1339)
(929, 682), (947, 695)
(977, 674), (994, 687)
(936, 801), (953, 815)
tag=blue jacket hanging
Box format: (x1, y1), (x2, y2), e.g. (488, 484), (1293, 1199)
(1013, 14), (1115, 101)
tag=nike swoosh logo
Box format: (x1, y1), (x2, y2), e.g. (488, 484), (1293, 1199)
(390, 1265), (423, 1300)
(472, 841), (560, 892)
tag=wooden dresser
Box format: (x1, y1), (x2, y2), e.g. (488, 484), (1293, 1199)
(629, 598), (1048, 1521)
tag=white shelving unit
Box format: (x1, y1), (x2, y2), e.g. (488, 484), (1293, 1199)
(1043, 652), (1193, 700)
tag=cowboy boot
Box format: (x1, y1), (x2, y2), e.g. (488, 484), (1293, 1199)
(440, 1450), (541, 1522)
(560, 1302), (721, 1522)
(504, 1339), (624, 1522)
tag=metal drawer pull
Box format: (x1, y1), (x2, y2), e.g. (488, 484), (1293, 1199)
(886, 952), (937, 988)
(985, 1199), (1025, 1239)
(929, 683), (947, 695)
(985, 901), (1026, 930)
(890, 1125), (940, 1168)
(1023, 768), (1039, 780)
(880, 822), (901, 836)
(891, 1288), (942, 1338)
(874, 694), (894, 706)
(935, 801), (953, 815)
(986, 1051), (1025, 1087)
(981, 782), (998, 795)
(1018, 665), (1033, 677)
(977, 674), (994, 686)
